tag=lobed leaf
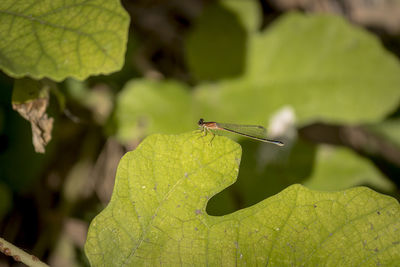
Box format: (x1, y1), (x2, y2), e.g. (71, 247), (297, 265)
(85, 132), (400, 266)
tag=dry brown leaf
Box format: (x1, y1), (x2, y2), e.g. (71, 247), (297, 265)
(12, 98), (53, 153)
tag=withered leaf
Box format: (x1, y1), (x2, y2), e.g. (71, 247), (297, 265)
(12, 78), (54, 153)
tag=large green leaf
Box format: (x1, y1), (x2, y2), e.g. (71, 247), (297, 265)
(0, 0), (129, 81)
(196, 12), (400, 124)
(85, 132), (400, 266)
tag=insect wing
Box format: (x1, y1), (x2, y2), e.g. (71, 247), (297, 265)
(215, 122), (268, 139)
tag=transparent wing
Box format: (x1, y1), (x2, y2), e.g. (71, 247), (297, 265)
(215, 122), (267, 139)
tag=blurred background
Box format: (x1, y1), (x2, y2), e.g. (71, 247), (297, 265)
(1, 0), (399, 266)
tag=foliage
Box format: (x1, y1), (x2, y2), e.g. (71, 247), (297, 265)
(304, 146), (394, 191)
(111, 8), (400, 219)
(86, 133), (400, 266)
(0, 0), (129, 81)
(0, 0), (399, 266)
(115, 12), (400, 143)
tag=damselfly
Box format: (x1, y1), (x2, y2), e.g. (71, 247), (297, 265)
(198, 118), (284, 146)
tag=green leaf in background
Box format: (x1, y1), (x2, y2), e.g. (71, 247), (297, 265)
(222, 0), (260, 32)
(196, 12), (400, 124)
(185, 1), (247, 81)
(185, 0), (260, 81)
(304, 146), (394, 191)
(0, 0), (130, 81)
(113, 79), (193, 143)
(85, 132), (400, 266)
(115, 12), (400, 143)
